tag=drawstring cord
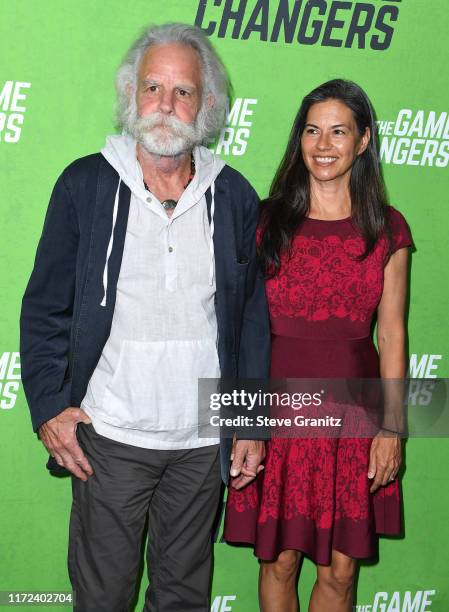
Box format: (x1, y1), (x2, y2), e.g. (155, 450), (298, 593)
(100, 179), (121, 307)
(101, 177), (216, 302)
(208, 182), (216, 286)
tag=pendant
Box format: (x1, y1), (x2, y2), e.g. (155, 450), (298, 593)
(161, 199), (177, 210)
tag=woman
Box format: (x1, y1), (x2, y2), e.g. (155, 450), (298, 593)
(224, 79), (412, 611)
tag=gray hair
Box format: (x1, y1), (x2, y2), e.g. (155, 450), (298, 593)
(116, 23), (229, 141)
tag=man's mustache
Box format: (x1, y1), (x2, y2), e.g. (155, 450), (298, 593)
(135, 113), (195, 136)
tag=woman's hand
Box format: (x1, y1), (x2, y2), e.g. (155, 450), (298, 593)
(368, 431), (402, 493)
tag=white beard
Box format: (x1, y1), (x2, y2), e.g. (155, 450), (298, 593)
(129, 111), (203, 156)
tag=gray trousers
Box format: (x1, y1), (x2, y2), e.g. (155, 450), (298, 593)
(68, 424), (222, 612)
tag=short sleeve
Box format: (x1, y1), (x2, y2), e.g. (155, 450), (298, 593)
(388, 206), (413, 253)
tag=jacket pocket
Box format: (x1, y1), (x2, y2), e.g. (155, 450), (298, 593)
(236, 254), (249, 265)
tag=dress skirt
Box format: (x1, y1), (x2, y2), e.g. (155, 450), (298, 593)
(224, 333), (402, 565)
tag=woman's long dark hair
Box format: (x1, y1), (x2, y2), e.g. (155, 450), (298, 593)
(259, 79), (391, 277)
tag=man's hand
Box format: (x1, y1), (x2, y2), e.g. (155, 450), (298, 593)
(229, 439), (265, 490)
(38, 408), (93, 481)
(368, 431), (401, 493)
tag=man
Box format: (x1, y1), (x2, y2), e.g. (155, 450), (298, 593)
(20, 23), (270, 612)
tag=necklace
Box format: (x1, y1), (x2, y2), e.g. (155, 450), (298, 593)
(143, 155), (196, 210)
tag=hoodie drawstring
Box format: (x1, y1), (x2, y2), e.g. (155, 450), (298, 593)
(100, 179), (121, 307)
(208, 182), (216, 286)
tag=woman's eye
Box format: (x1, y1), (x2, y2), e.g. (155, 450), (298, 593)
(334, 129), (345, 135)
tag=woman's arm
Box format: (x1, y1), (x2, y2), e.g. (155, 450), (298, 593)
(368, 246), (409, 493)
(377, 247), (409, 378)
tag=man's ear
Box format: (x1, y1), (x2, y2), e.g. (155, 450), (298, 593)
(126, 83), (135, 101)
(358, 127), (370, 155)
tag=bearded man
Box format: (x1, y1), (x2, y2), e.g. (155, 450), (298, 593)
(20, 23), (270, 612)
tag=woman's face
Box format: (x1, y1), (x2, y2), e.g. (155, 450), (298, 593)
(300, 99), (370, 184)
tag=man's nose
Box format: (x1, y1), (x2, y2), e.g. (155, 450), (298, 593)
(159, 89), (175, 115)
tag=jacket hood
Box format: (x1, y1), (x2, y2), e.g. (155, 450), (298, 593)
(98, 134), (226, 306)
(101, 134), (225, 205)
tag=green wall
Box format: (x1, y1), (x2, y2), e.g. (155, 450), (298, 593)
(1, 1), (447, 610)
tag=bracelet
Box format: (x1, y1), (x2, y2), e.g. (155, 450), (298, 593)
(381, 426), (402, 435)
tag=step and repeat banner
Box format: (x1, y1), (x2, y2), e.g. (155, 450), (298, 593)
(1, 1), (448, 610)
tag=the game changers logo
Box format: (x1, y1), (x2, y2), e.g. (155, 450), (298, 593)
(409, 354), (442, 379)
(407, 354), (442, 410)
(211, 596), (236, 611)
(355, 589), (437, 611)
(0, 352), (21, 409)
(210, 97), (258, 156)
(195, 0), (401, 50)
(0, 81), (31, 143)
(378, 109), (449, 167)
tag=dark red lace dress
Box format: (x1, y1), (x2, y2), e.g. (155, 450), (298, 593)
(224, 207), (412, 564)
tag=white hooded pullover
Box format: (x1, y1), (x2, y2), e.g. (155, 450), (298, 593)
(81, 135), (225, 449)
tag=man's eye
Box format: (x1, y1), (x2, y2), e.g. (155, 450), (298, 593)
(334, 129), (345, 135)
(145, 85), (158, 93)
(178, 89), (189, 97)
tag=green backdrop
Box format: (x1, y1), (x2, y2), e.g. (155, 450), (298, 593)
(1, 1), (448, 610)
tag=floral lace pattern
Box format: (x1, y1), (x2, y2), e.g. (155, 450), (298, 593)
(266, 232), (386, 323)
(228, 437), (398, 529)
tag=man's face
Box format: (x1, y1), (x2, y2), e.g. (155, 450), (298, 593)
(137, 42), (202, 124)
(132, 43), (204, 156)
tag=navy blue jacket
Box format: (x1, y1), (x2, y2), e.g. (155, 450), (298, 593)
(20, 153), (271, 481)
